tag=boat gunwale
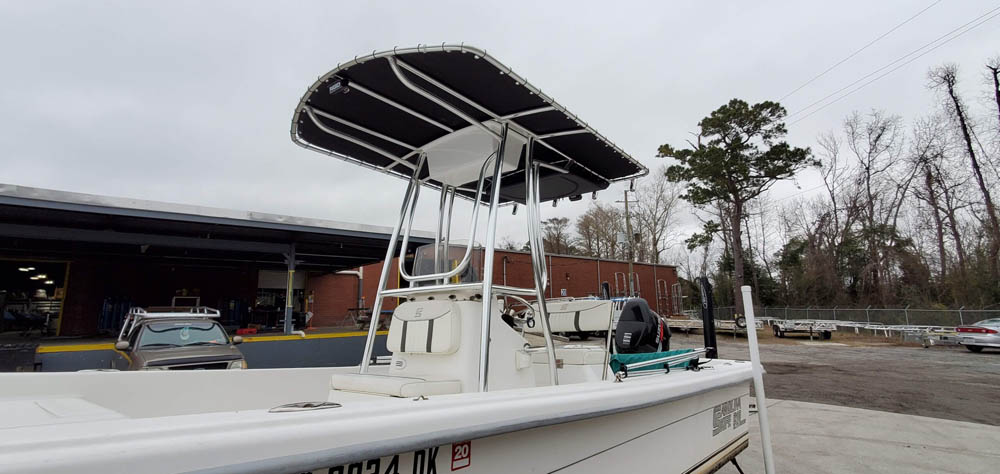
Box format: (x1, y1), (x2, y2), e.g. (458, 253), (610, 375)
(187, 362), (752, 474)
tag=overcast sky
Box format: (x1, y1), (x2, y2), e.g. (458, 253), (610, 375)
(2, 1), (998, 255)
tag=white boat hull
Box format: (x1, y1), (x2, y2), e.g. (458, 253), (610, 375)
(0, 361), (752, 474)
(315, 385), (749, 474)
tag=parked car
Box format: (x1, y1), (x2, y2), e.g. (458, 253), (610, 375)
(115, 307), (246, 370)
(957, 318), (1000, 353)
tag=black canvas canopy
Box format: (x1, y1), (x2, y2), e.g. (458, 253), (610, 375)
(291, 44), (647, 203)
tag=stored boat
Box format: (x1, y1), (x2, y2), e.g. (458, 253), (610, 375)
(0, 44), (753, 473)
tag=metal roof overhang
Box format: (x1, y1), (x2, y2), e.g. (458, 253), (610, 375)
(291, 44), (649, 204)
(0, 184), (433, 271)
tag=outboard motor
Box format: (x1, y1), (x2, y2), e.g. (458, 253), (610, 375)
(614, 298), (670, 353)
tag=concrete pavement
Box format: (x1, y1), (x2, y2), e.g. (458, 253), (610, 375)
(717, 399), (1000, 474)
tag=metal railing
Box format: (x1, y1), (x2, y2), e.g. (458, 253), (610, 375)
(711, 306), (1000, 327)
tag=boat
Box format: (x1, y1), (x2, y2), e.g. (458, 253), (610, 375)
(0, 44), (754, 473)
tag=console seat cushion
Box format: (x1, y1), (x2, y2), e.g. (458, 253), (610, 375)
(528, 345), (606, 365)
(525, 300), (612, 334)
(330, 373), (462, 398)
(386, 301), (461, 354)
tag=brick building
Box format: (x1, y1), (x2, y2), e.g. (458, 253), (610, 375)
(305, 250), (681, 327)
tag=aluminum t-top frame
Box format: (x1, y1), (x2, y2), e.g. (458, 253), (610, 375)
(352, 130), (561, 391)
(291, 44), (648, 205)
(293, 45), (650, 392)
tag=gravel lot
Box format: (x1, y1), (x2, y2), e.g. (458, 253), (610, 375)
(671, 331), (1000, 426)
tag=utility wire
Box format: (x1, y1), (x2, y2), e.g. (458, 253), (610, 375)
(788, 5), (1000, 124)
(780, 0), (941, 102)
(772, 183), (828, 203)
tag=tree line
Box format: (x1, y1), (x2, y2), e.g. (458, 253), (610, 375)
(679, 57), (1000, 310)
(503, 55), (1000, 311)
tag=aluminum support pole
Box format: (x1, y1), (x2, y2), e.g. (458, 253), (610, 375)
(359, 156), (425, 373)
(478, 124), (509, 392)
(742, 286), (776, 474)
(435, 186), (447, 278)
(623, 190), (635, 296)
(442, 186), (455, 285)
(525, 137), (558, 386)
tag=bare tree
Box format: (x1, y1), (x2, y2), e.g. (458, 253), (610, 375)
(844, 110), (913, 303)
(575, 202), (624, 259)
(929, 64), (1000, 277)
(542, 217), (574, 255)
(987, 56), (1000, 132)
(631, 165), (684, 263)
(498, 236), (521, 251)
(910, 117), (949, 281)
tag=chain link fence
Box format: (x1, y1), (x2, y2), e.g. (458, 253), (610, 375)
(711, 306), (1000, 327)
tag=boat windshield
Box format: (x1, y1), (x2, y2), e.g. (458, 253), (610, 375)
(411, 242), (483, 284)
(138, 321), (228, 348)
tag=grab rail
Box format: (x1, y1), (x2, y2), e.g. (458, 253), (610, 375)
(396, 153), (496, 283)
(615, 348), (707, 380)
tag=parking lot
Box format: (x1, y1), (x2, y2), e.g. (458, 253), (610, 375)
(672, 331), (1000, 425)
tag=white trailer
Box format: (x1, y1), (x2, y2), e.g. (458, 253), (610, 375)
(772, 319), (837, 339)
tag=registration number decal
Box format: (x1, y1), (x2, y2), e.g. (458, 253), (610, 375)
(321, 441), (470, 474)
(451, 441), (471, 470)
(712, 397), (745, 436)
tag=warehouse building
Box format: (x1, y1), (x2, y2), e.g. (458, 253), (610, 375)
(0, 183), (431, 341)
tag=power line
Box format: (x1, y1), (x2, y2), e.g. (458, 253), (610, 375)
(787, 6), (1000, 123)
(789, 7), (1000, 125)
(772, 183), (828, 203)
(780, 0), (941, 102)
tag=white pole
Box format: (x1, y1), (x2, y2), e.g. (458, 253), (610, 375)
(741, 285), (775, 474)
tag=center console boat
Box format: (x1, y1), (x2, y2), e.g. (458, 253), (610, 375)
(0, 44), (753, 474)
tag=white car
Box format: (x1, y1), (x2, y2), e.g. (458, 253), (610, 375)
(957, 318), (1000, 353)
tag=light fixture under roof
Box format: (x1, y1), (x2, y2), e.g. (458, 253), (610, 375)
(18, 267), (29, 272)
(44, 280), (54, 285)
(36, 274), (47, 279)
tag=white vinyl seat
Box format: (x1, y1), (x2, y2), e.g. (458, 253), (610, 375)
(332, 301), (465, 397)
(386, 300), (462, 354)
(330, 373), (461, 397)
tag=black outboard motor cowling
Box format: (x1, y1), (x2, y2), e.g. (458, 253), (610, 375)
(614, 298), (670, 353)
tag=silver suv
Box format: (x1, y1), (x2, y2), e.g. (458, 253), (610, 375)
(115, 307), (246, 370)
